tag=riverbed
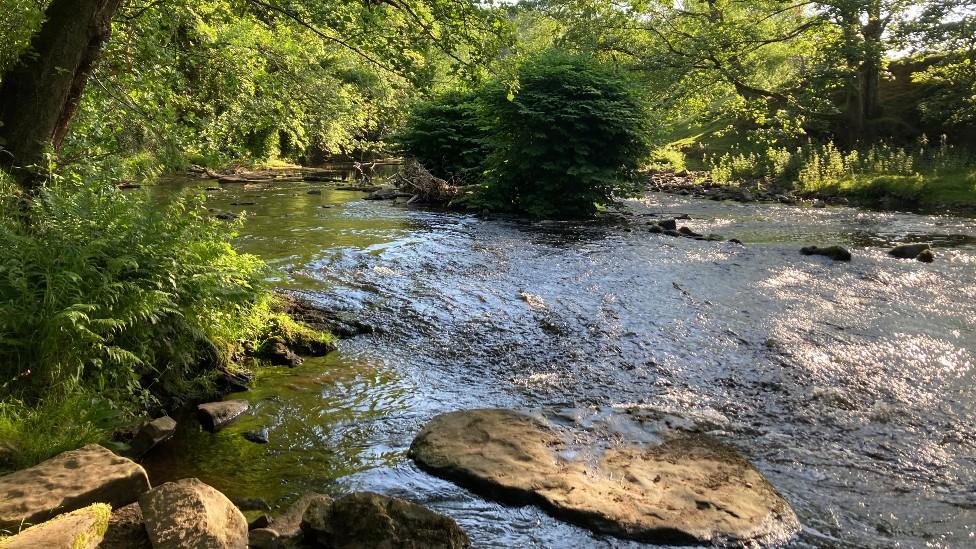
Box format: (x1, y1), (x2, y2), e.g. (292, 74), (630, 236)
(143, 169), (976, 548)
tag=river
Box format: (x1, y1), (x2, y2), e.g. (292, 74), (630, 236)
(142, 166), (976, 548)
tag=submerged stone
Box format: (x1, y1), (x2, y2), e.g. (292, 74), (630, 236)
(0, 444), (149, 530)
(800, 245), (852, 261)
(409, 409), (800, 547)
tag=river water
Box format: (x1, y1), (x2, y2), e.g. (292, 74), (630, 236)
(143, 167), (976, 548)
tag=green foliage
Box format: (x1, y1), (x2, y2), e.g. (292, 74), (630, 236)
(484, 51), (651, 218)
(0, 393), (121, 473)
(0, 181), (268, 408)
(395, 91), (489, 180)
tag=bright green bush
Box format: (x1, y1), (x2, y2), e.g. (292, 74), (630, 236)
(395, 91), (489, 181)
(0, 182), (269, 408)
(484, 51), (651, 218)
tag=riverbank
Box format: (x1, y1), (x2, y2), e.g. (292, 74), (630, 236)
(644, 168), (976, 215)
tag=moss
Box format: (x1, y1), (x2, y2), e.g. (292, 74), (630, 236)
(72, 503), (111, 549)
(257, 313), (335, 357)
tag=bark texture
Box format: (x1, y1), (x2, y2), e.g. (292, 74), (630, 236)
(0, 0), (122, 191)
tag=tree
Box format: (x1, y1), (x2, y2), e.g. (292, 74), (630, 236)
(0, 0), (123, 192)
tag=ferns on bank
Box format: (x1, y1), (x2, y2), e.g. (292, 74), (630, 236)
(0, 181), (268, 408)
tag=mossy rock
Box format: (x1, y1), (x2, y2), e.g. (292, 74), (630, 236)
(0, 503), (111, 549)
(259, 314), (335, 357)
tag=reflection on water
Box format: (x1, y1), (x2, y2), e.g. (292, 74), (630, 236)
(143, 172), (976, 548)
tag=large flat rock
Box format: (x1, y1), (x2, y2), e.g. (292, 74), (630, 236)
(0, 503), (110, 549)
(0, 444), (150, 530)
(409, 408), (800, 547)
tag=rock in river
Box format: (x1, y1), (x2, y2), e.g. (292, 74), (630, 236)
(127, 415), (177, 458)
(800, 245), (852, 261)
(301, 491), (469, 549)
(889, 243), (932, 260)
(139, 478), (248, 549)
(0, 503), (110, 549)
(409, 409), (800, 547)
(0, 444), (149, 530)
(197, 400), (249, 432)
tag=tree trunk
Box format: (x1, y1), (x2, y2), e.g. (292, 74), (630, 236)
(859, 0), (884, 138)
(0, 0), (122, 193)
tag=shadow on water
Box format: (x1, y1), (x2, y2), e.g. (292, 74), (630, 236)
(142, 171), (976, 548)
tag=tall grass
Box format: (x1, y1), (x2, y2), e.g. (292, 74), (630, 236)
(704, 136), (976, 204)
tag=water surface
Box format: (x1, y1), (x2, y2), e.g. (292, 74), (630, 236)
(143, 171), (976, 548)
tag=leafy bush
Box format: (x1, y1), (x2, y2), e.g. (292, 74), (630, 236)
(0, 181), (269, 409)
(395, 91), (489, 181)
(484, 51), (651, 218)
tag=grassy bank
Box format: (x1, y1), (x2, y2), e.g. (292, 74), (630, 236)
(800, 169), (976, 209)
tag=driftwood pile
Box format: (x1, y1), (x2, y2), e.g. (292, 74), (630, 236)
(387, 160), (459, 203)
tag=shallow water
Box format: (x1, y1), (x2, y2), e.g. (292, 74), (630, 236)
(143, 170), (976, 548)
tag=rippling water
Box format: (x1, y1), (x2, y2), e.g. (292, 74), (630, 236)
(142, 171), (976, 548)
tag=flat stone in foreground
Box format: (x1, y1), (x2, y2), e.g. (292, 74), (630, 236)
(0, 503), (110, 549)
(0, 444), (150, 530)
(409, 409), (800, 547)
(139, 478), (247, 549)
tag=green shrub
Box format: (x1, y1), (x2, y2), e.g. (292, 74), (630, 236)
(0, 181), (269, 408)
(396, 91), (489, 181)
(484, 51), (651, 218)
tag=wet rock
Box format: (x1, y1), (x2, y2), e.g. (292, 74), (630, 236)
(233, 497), (272, 513)
(888, 243), (931, 260)
(217, 368), (254, 393)
(139, 478), (247, 549)
(0, 444), (150, 530)
(248, 527), (281, 548)
(99, 502), (151, 549)
(677, 226), (702, 238)
(273, 493), (331, 538)
(229, 201), (256, 206)
(276, 292), (374, 337)
(301, 492), (470, 549)
(647, 224), (663, 234)
(916, 249), (935, 263)
(800, 245), (852, 261)
(197, 400), (249, 432)
(811, 199), (827, 208)
(365, 187), (398, 200)
(248, 514), (272, 530)
(242, 428), (270, 444)
(728, 238), (744, 245)
(657, 218), (677, 231)
(264, 340), (303, 367)
(307, 190), (322, 195)
(409, 409), (799, 547)
(1, 503), (110, 549)
(127, 416), (177, 459)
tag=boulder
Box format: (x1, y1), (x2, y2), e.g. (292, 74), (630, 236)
(0, 503), (110, 549)
(657, 218), (677, 231)
(248, 527), (281, 549)
(301, 492), (469, 549)
(127, 416), (177, 459)
(273, 493), (331, 538)
(409, 409), (799, 547)
(197, 400), (249, 432)
(264, 341), (303, 367)
(0, 444), (149, 530)
(888, 243), (931, 260)
(800, 245), (851, 261)
(916, 249), (935, 263)
(98, 503), (151, 549)
(678, 226), (703, 238)
(139, 478), (247, 549)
